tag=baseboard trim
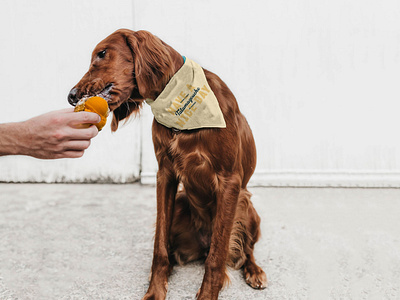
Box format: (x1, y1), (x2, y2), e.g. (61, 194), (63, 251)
(250, 170), (400, 188)
(141, 170), (400, 188)
(140, 172), (157, 185)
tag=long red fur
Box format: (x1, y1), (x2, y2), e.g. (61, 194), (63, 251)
(70, 29), (267, 300)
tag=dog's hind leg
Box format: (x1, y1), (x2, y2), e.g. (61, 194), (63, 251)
(227, 189), (267, 289)
(242, 195), (267, 289)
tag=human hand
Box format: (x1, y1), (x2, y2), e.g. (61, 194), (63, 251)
(17, 108), (100, 159)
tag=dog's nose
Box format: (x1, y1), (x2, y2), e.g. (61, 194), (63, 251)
(68, 88), (79, 106)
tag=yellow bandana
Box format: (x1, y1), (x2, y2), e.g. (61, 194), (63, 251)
(145, 58), (226, 130)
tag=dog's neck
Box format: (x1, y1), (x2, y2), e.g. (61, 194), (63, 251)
(150, 53), (185, 100)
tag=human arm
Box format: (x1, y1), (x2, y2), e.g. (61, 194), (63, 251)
(0, 108), (101, 159)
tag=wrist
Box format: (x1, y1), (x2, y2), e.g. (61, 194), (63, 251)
(0, 121), (30, 156)
(0, 123), (18, 155)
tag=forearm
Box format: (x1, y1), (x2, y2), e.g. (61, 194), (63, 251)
(0, 122), (29, 156)
(1, 109), (100, 159)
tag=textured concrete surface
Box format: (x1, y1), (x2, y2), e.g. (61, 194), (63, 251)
(0, 184), (400, 299)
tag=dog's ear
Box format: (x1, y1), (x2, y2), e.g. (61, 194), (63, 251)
(111, 29), (182, 132)
(125, 30), (176, 100)
(111, 98), (143, 132)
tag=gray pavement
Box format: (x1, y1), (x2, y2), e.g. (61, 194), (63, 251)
(0, 184), (399, 299)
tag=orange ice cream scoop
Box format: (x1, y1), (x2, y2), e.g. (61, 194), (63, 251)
(74, 96), (109, 131)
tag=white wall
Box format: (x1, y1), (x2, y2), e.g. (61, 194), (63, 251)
(1, 0), (400, 186)
(0, 0), (141, 183)
(135, 0), (400, 187)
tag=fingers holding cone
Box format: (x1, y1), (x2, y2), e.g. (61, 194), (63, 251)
(74, 96), (110, 131)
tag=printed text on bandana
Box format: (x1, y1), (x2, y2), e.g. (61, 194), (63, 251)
(166, 84), (211, 128)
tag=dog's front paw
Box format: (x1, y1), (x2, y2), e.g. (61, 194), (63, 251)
(142, 290), (166, 300)
(196, 281), (221, 300)
(142, 293), (164, 300)
(142, 279), (168, 300)
(196, 289), (217, 300)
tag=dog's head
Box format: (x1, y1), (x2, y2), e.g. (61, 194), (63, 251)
(68, 29), (183, 131)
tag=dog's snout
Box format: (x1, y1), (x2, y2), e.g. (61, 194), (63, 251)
(68, 87), (79, 106)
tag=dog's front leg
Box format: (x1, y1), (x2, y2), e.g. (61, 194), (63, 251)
(143, 170), (177, 300)
(196, 175), (241, 300)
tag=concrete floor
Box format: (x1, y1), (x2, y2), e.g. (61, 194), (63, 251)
(0, 184), (399, 300)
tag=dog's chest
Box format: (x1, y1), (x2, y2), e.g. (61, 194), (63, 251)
(169, 133), (217, 180)
(153, 124), (227, 182)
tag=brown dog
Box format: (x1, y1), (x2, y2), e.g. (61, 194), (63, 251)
(68, 29), (267, 300)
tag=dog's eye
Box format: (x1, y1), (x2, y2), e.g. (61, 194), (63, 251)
(97, 49), (107, 59)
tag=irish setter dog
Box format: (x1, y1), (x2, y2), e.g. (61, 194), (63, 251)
(68, 29), (267, 299)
